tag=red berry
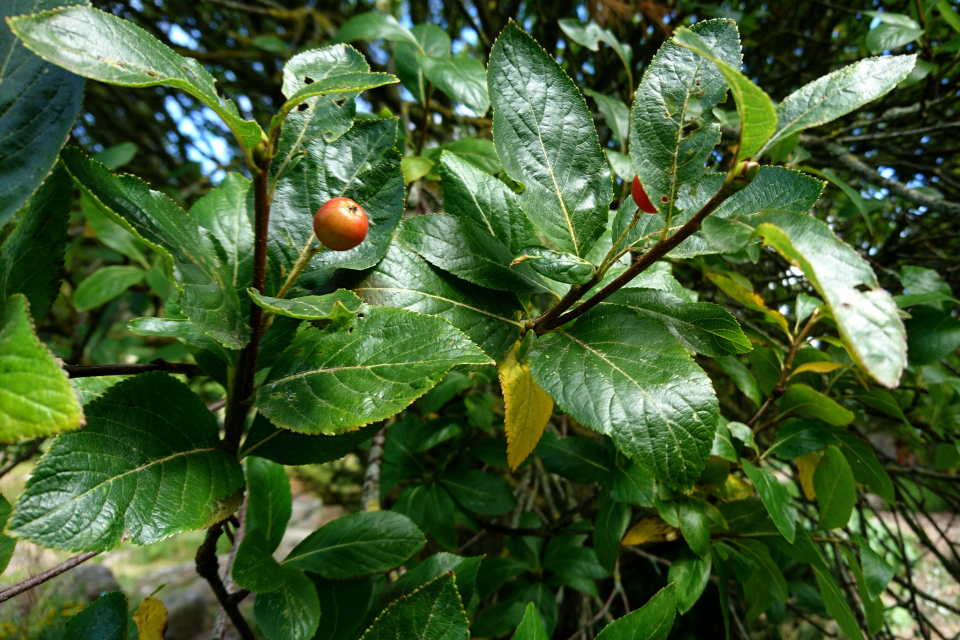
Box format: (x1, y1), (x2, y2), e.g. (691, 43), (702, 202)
(313, 197), (369, 251)
(631, 176), (657, 214)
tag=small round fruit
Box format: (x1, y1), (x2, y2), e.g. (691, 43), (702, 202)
(313, 198), (369, 251)
(631, 176), (657, 214)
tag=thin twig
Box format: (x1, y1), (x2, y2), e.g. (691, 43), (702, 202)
(64, 359), (203, 378)
(535, 181), (736, 332)
(0, 439), (43, 480)
(0, 551), (100, 604)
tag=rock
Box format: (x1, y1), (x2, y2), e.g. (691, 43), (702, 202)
(56, 563), (121, 602)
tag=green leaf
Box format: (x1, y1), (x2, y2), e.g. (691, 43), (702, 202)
(62, 148), (249, 349)
(584, 90), (630, 148)
(0, 495), (17, 575)
(792, 529), (864, 640)
(190, 172), (255, 298)
(440, 470), (517, 516)
(0, 0), (84, 227)
(425, 138), (502, 174)
(905, 306), (960, 365)
(834, 431), (894, 504)
(73, 266), (145, 312)
(334, 12), (421, 50)
(765, 419), (837, 459)
(63, 591), (128, 640)
(92, 142), (138, 170)
(717, 356), (762, 408)
(488, 22), (611, 257)
(9, 6), (263, 148)
(0, 294), (82, 442)
(393, 483), (458, 550)
(247, 457), (292, 552)
(630, 19), (741, 218)
(605, 149), (635, 181)
(354, 244), (522, 361)
(839, 546), (884, 635)
(439, 152), (537, 255)
(127, 318), (235, 365)
(418, 55), (489, 114)
(254, 566), (321, 640)
(535, 432), (611, 484)
(232, 527), (286, 593)
(595, 491), (630, 572)
(249, 289), (362, 321)
(859, 541), (894, 600)
(511, 603), (548, 640)
(730, 538), (788, 617)
(361, 573), (468, 640)
(512, 246), (595, 285)
(599, 289), (751, 357)
(672, 27), (776, 161)
(711, 424), (739, 463)
(529, 310), (719, 490)
(284, 511), (425, 578)
(380, 552), (483, 607)
(607, 458), (655, 506)
(401, 156), (434, 183)
(241, 414), (379, 466)
(815, 167), (874, 236)
(0, 163), (71, 320)
(812, 565), (864, 640)
(312, 576), (373, 640)
(867, 22), (923, 53)
(395, 24), (450, 104)
(668, 549), (712, 614)
(705, 206), (906, 388)
(82, 197), (149, 268)
(813, 445), (856, 530)
(679, 496), (712, 556)
(557, 19), (632, 72)
(741, 459), (797, 543)
(779, 384), (854, 426)
(595, 583), (676, 640)
(757, 55), (915, 157)
(269, 119), (404, 293)
(938, 0), (960, 33)
(257, 305), (490, 434)
(399, 214), (551, 294)
(8, 372), (244, 551)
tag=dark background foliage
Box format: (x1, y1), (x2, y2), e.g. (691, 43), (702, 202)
(16, 1), (960, 637)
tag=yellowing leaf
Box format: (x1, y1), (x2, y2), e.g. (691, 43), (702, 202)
(796, 452), (820, 501)
(708, 272), (790, 338)
(498, 339), (553, 470)
(621, 517), (679, 546)
(133, 596), (168, 640)
(790, 361), (846, 377)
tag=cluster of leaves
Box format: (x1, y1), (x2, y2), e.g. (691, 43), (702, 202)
(1, 1), (959, 639)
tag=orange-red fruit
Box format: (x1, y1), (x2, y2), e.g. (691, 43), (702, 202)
(631, 176), (657, 214)
(313, 197), (368, 251)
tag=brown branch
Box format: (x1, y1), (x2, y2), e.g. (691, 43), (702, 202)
(0, 551), (100, 604)
(802, 135), (960, 216)
(195, 526), (255, 640)
(222, 155), (272, 455)
(749, 312), (819, 431)
(64, 359), (203, 379)
(537, 182), (736, 332)
(0, 439), (43, 480)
